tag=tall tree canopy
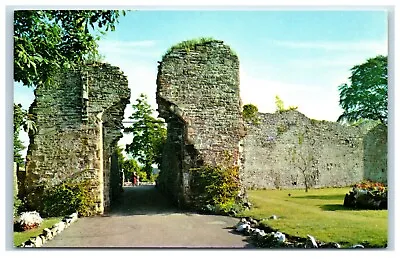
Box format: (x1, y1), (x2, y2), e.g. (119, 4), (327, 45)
(338, 55), (388, 125)
(124, 94), (167, 180)
(14, 10), (125, 87)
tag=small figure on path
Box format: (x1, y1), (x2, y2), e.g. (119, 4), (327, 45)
(132, 172), (138, 186)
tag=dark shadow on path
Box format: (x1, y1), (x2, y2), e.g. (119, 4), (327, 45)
(109, 185), (181, 216)
(224, 228), (257, 248)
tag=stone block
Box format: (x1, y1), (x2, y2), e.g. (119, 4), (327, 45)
(42, 228), (53, 240)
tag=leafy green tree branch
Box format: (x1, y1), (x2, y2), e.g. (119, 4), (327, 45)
(14, 10), (126, 87)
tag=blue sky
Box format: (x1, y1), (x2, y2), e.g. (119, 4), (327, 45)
(14, 9), (388, 156)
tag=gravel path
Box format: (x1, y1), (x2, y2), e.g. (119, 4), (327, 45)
(43, 185), (254, 248)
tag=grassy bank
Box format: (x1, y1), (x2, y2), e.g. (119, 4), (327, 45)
(14, 217), (62, 247)
(239, 187), (387, 247)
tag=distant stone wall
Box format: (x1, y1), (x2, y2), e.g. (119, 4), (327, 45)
(242, 111), (387, 190)
(363, 123), (387, 183)
(156, 39), (245, 207)
(25, 63), (130, 214)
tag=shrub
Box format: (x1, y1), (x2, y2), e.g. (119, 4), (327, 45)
(276, 123), (289, 135)
(343, 180), (387, 209)
(275, 95), (298, 113)
(137, 171), (148, 182)
(41, 180), (97, 217)
(150, 172), (159, 183)
(163, 37), (237, 58)
(189, 165), (243, 215)
(243, 104), (260, 125)
(13, 197), (22, 218)
(14, 211), (43, 231)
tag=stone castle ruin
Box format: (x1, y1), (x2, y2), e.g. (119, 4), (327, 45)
(20, 38), (387, 215)
(23, 63), (130, 214)
(156, 40), (246, 207)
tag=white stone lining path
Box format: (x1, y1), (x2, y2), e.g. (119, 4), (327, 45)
(18, 212), (79, 247)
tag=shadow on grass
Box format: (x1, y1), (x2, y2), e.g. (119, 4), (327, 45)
(291, 194), (345, 200)
(319, 204), (360, 211)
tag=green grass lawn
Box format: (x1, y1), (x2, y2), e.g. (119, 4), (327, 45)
(238, 187), (388, 248)
(14, 217), (62, 247)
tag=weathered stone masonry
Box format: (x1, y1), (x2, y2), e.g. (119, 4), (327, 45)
(24, 63), (130, 214)
(242, 111), (387, 190)
(156, 40), (246, 207)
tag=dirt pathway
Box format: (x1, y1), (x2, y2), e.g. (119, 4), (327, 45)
(43, 185), (254, 248)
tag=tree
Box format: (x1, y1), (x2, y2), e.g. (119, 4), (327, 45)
(124, 94), (167, 180)
(14, 10), (125, 87)
(114, 146), (143, 182)
(338, 55), (388, 125)
(275, 95), (298, 113)
(275, 95), (285, 112)
(115, 146), (125, 168)
(13, 104), (25, 164)
(114, 146), (127, 181)
(288, 131), (320, 192)
(14, 103), (38, 164)
(123, 159), (142, 182)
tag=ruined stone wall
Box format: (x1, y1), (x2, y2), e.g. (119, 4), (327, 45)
(242, 110), (387, 190)
(156, 40), (245, 206)
(25, 63), (130, 214)
(83, 64), (130, 210)
(362, 123), (387, 183)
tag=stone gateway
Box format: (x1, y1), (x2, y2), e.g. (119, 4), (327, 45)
(24, 63), (130, 214)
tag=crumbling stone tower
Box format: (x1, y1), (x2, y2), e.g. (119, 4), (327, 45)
(156, 38), (246, 207)
(24, 63), (130, 214)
